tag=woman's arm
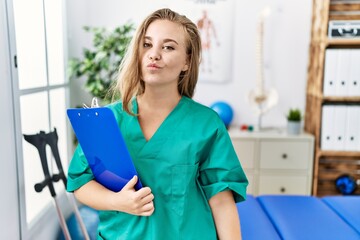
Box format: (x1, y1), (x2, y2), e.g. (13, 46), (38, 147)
(209, 190), (242, 240)
(74, 176), (155, 216)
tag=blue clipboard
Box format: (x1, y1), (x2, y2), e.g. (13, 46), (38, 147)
(67, 107), (142, 192)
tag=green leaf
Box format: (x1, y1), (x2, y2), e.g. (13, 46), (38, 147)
(68, 23), (134, 101)
(287, 108), (302, 121)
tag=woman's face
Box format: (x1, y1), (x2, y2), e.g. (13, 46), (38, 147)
(140, 20), (189, 90)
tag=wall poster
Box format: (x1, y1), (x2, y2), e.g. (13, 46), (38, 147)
(179, 0), (235, 83)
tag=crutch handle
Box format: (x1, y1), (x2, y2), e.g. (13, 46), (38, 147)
(34, 177), (56, 197)
(52, 174), (61, 182)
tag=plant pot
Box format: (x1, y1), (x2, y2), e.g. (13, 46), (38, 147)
(287, 121), (301, 135)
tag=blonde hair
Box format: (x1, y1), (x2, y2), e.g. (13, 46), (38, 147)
(110, 8), (202, 115)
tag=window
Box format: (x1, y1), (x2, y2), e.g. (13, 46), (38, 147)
(12, 0), (69, 231)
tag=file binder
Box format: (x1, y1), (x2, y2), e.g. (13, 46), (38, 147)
(348, 50), (360, 97)
(345, 106), (360, 151)
(323, 49), (338, 96)
(67, 107), (143, 192)
(334, 50), (350, 96)
(333, 105), (347, 151)
(321, 105), (335, 150)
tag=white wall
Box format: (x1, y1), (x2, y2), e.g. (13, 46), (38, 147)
(0, 0), (20, 238)
(67, 0), (312, 129)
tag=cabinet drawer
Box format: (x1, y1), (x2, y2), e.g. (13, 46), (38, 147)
(232, 139), (255, 169)
(258, 175), (309, 195)
(259, 141), (310, 170)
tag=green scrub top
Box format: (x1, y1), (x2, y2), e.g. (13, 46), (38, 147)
(67, 96), (248, 240)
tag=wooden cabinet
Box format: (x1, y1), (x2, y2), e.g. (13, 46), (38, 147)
(305, 0), (360, 196)
(229, 130), (314, 195)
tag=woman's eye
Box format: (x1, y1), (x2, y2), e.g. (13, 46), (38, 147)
(163, 46), (175, 50)
(143, 42), (151, 48)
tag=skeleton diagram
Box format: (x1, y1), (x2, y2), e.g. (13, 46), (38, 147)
(197, 10), (220, 73)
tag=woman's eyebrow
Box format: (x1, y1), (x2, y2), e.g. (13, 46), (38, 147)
(163, 39), (178, 45)
(144, 36), (178, 45)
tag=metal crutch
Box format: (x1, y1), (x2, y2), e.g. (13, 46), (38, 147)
(24, 131), (72, 240)
(43, 128), (90, 240)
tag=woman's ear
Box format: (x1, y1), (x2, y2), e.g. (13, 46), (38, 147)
(182, 54), (190, 71)
(182, 57), (190, 71)
(182, 64), (189, 72)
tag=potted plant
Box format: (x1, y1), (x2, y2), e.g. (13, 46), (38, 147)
(286, 108), (302, 135)
(68, 23), (135, 104)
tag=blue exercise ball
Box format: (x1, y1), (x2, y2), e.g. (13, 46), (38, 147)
(210, 101), (234, 127)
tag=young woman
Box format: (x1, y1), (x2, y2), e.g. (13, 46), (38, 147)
(67, 8), (248, 240)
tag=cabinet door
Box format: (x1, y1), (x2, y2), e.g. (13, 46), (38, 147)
(232, 139), (255, 169)
(259, 141), (310, 170)
(258, 175), (309, 195)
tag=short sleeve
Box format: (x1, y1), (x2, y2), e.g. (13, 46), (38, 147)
(67, 145), (94, 192)
(199, 126), (248, 203)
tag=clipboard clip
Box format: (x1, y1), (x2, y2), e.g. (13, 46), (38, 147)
(83, 97), (100, 109)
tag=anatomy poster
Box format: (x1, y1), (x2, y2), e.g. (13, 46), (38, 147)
(175, 0), (235, 83)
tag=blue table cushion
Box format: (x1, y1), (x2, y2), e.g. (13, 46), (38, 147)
(236, 195), (280, 240)
(322, 196), (360, 235)
(257, 195), (360, 240)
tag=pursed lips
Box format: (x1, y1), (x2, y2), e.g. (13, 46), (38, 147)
(147, 63), (162, 70)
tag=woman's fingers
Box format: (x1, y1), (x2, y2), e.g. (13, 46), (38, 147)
(117, 182), (155, 216)
(136, 186), (152, 197)
(140, 192), (154, 205)
(140, 201), (155, 216)
(122, 175), (138, 191)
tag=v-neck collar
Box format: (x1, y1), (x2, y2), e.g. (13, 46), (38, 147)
(127, 96), (189, 159)
(134, 96), (186, 142)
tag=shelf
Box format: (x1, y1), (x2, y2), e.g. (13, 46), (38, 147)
(329, 14), (360, 21)
(306, 0), (360, 196)
(307, 95), (360, 103)
(329, 2), (360, 12)
(316, 181), (360, 196)
(319, 157), (360, 164)
(318, 150), (360, 158)
(326, 38), (360, 47)
(329, 2), (360, 21)
(322, 96), (360, 103)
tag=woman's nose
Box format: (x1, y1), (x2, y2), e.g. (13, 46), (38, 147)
(148, 49), (161, 61)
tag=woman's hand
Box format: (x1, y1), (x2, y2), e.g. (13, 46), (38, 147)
(113, 175), (155, 216)
(74, 176), (155, 216)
